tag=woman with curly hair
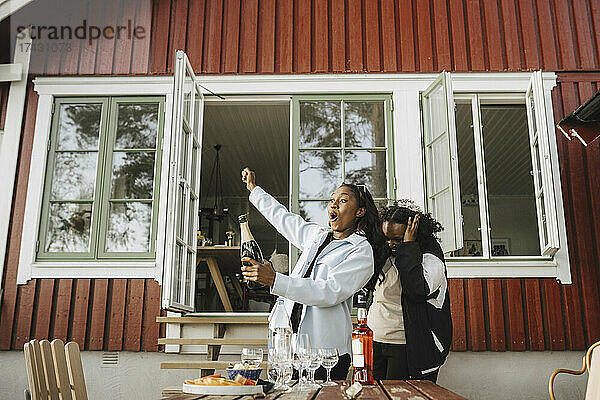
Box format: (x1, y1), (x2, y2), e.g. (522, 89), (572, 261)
(367, 203), (452, 383)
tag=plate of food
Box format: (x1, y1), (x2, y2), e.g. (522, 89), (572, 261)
(183, 374), (264, 395)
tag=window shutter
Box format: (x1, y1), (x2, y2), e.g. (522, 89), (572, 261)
(162, 51), (204, 312)
(526, 71), (559, 256)
(422, 71), (463, 253)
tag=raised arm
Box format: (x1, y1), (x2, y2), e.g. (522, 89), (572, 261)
(270, 244), (374, 307)
(242, 168), (322, 250)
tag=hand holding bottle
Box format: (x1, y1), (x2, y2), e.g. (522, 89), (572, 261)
(241, 256), (276, 286)
(241, 167), (257, 192)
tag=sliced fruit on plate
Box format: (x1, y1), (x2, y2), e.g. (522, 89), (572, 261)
(234, 374), (257, 386)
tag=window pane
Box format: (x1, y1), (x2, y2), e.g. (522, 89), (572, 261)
(179, 130), (189, 179)
(56, 104), (102, 150)
(300, 101), (341, 147)
(344, 102), (386, 147)
(110, 152), (156, 199)
(188, 197), (196, 247)
(51, 152), (98, 200)
(177, 184), (186, 239)
(46, 203), (93, 252)
(299, 201), (329, 227)
(299, 150), (342, 198)
(186, 251), (194, 306)
(344, 150), (387, 198)
(173, 244), (182, 302)
(427, 136), (450, 193)
(426, 85), (447, 143)
(105, 202), (152, 252)
(114, 103), (159, 149)
(454, 103), (482, 256)
(481, 104), (540, 256)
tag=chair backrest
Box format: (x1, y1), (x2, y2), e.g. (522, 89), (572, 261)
(585, 343), (600, 400)
(24, 339), (86, 400)
(64, 342), (88, 400)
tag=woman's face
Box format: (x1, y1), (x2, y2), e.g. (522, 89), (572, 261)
(327, 186), (364, 233)
(382, 221), (408, 252)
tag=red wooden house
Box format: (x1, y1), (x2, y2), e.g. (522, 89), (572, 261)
(1, 0), (599, 398)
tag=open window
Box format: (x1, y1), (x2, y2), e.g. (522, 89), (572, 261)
(161, 51), (203, 312)
(421, 71), (463, 254)
(526, 71), (560, 256)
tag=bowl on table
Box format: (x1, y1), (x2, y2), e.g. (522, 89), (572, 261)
(225, 367), (262, 381)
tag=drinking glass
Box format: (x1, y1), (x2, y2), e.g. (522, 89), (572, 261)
(292, 333), (311, 391)
(241, 347), (263, 367)
(267, 348), (280, 387)
(306, 348), (322, 388)
(318, 348), (339, 386)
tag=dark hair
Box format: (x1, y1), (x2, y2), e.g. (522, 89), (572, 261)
(379, 203), (443, 252)
(339, 183), (389, 291)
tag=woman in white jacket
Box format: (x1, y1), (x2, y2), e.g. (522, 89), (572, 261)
(240, 168), (387, 379)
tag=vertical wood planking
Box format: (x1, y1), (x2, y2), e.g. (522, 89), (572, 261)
(448, 279), (467, 351)
(524, 279), (544, 350)
(113, 0), (138, 74)
(415, 0), (433, 72)
(88, 279), (109, 350)
(465, 0), (485, 71)
(275, 0), (293, 72)
(130, 0), (153, 74)
(535, 0), (559, 70)
(379, 0), (397, 72)
(312, 0), (329, 72)
(203, 0), (223, 73)
(486, 279), (505, 351)
(466, 279), (486, 351)
(32, 280), (55, 341)
(78, 0), (104, 74)
(59, 0), (86, 75)
(186, 0), (206, 72)
(168, 0), (190, 74)
(107, 279), (127, 351)
(505, 280), (526, 351)
(543, 279), (566, 350)
(432, 0), (451, 71)
(52, 279), (73, 343)
(70, 279), (91, 347)
(345, 0), (363, 71)
(293, 0), (311, 72)
(500, 0), (520, 70)
(553, 0), (578, 70)
(239, 0), (258, 72)
(222, 0), (241, 73)
(517, 0), (540, 69)
(124, 279), (145, 351)
(591, 1), (600, 64)
(141, 279), (161, 351)
(150, 0), (172, 73)
(95, 0), (120, 74)
(571, 0), (597, 69)
(448, 0), (468, 71)
(482, 0), (503, 71)
(13, 281), (37, 348)
(329, 0), (346, 71)
(257, 0), (276, 73)
(397, 0), (415, 71)
(363, 0), (380, 72)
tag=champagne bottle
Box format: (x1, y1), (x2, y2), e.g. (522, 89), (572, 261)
(352, 292), (374, 385)
(239, 214), (264, 289)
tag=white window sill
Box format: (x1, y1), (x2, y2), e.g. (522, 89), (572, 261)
(19, 261), (160, 284)
(446, 258), (564, 281)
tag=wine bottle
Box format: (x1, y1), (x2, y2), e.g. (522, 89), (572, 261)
(352, 292), (374, 385)
(239, 214), (264, 290)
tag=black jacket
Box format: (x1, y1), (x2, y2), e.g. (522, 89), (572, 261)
(391, 238), (452, 377)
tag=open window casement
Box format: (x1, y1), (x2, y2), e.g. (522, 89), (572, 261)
(526, 70), (559, 256)
(422, 71), (463, 254)
(162, 51), (204, 312)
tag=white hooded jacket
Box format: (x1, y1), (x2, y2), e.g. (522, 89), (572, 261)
(249, 186), (374, 356)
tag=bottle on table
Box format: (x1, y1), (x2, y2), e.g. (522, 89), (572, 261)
(352, 291), (374, 385)
(239, 214), (264, 289)
(268, 298), (292, 357)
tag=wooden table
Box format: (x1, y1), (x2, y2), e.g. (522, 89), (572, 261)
(196, 246), (243, 312)
(161, 380), (468, 399)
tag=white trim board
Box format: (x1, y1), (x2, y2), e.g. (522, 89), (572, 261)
(20, 72), (570, 283)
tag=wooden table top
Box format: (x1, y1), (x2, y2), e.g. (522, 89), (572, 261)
(161, 380), (468, 399)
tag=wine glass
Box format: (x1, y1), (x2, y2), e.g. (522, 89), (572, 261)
(318, 348), (339, 386)
(241, 347), (263, 368)
(292, 334), (311, 391)
(306, 348), (322, 388)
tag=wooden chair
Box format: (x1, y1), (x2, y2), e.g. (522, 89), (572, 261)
(549, 340), (600, 400)
(23, 339), (88, 400)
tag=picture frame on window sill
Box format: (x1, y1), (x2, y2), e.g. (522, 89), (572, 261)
(491, 238), (511, 256)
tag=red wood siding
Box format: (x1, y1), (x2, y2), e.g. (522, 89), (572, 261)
(1, 0), (600, 352)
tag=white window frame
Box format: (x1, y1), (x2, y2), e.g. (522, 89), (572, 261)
(18, 76), (175, 284)
(17, 71), (571, 285)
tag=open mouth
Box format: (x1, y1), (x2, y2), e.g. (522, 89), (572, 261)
(329, 211), (338, 222)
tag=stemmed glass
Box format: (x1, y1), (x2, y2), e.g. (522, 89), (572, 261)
(291, 333), (311, 391)
(306, 348), (323, 388)
(318, 348), (339, 386)
(241, 347), (263, 367)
